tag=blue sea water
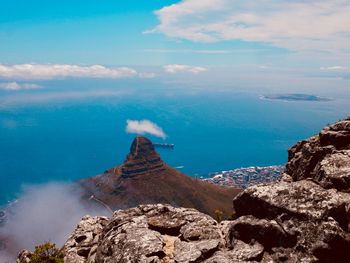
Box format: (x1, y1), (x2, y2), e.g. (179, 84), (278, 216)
(1, 80), (350, 205)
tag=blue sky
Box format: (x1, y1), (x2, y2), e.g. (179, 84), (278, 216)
(0, 0), (311, 65)
(0, 0), (177, 65)
(0, 0), (349, 88)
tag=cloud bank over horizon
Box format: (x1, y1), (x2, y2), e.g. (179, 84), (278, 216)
(126, 119), (167, 139)
(164, 64), (208, 74)
(0, 82), (41, 91)
(0, 64), (139, 80)
(151, 0), (350, 55)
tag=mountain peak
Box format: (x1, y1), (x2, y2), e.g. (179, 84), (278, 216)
(121, 136), (164, 178)
(80, 136), (240, 217)
(128, 136), (157, 159)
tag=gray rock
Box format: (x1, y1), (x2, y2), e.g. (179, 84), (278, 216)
(226, 215), (296, 249)
(286, 117), (350, 192)
(79, 204), (224, 263)
(314, 150), (350, 191)
(319, 120), (350, 149)
(62, 215), (108, 263)
(233, 180), (349, 228)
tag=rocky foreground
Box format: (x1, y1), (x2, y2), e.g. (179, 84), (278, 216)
(18, 117), (350, 262)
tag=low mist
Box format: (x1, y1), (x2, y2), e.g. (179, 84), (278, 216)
(0, 182), (109, 262)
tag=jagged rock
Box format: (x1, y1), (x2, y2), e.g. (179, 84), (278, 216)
(94, 204), (222, 263)
(319, 120), (350, 149)
(313, 150), (350, 191)
(229, 116), (350, 262)
(203, 240), (264, 262)
(62, 216), (108, 263)
(226, 215), (297, 250)
(286, 117), (350, 192)
(286, 135), (335, 182)
(233, 180), (350, 228)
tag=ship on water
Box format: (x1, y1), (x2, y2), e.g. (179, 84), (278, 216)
(153, 143), (175, 149)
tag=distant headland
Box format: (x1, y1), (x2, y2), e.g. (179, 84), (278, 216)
(261, 93), (332, 102)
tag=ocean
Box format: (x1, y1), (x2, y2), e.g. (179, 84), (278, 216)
(1, 80), (350, 205)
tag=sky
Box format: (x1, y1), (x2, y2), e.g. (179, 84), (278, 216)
(0, 0), (350, 90)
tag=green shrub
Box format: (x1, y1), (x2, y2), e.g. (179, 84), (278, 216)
(30, 242), (63, 263)
(214, 209), (224, 222)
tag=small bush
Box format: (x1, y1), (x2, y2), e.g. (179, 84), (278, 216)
(227, 210), (237, 220)
(30, 242), (63, 263)
(214, 209), (224, 222)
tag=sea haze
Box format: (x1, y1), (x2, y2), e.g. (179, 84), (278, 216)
(1, 79), (350, 204)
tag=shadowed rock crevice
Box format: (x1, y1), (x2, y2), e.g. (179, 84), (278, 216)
(229, 216), (298, 250)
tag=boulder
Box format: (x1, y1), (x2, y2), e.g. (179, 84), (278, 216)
(286, 117), (350, 192)
(62, 216), (108, 263)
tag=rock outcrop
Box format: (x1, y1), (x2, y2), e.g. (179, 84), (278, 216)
(18, 117), (350, 262)
(286, 116), (350, 191)
(80, 136), (241, 218)
(120, 136), (165, 178)
(229, 116), (350, 262)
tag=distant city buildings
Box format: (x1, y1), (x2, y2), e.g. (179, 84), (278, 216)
(203, 165), (284, 188)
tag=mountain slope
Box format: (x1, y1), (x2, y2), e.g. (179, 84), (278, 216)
(80, 136), (241, 217)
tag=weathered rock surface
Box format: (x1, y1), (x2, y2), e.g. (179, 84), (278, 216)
(18, 116), (350, 262)
(286, 117), (350, 191)
(59, 204), (225, 263)
(228, 116), (350, 262)
(63, 216), (109, 263)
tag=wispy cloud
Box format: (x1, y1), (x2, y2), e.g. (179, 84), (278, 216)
(0, 90), (128, 107)
(320, 66), (348, 71)
(164, 64), (208, 74)
(150, 0), (350, 54)
(144, 49), (231, 54)
(0, 64), (138, 80)
(0, 82), (41, 90)
(126, 119), (166, 139)
(138, 72), (157, 79)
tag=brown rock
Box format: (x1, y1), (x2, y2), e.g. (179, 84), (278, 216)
(80, 136), (241, 218)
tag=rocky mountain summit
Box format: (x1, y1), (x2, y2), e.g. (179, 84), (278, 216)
(80, 136), (241, 218)
(18, 117), (350, 262)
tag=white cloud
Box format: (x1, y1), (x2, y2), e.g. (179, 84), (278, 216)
(126, 119), (166, 139)
(164, 64), (208, 74)
(320, 66), (348, 71)
(138, 72), (157, 78)
(150, 0), (350, 53)
(0, 64), (138, 80)
(144, 49), (231, 54)
(0, 90), (128, 107)
(0, 82), (41, 90)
